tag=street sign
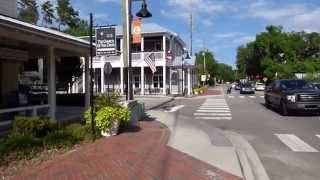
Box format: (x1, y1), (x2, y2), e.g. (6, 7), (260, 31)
(95, 27), (116, 56)
(104, 62), (113, 75)
(201, 75), (206, 82)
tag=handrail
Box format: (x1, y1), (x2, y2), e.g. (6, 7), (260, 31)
(0, 104), (49, 114)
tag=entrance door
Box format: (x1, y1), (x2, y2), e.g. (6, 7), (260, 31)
(133, 75), (141, 89)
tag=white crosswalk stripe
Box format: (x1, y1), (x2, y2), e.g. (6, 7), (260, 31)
(194, 98), (232, 120)
(316, 135), (320, 139)
(226, 95), (265, 99)
(275, 134), (318, 152)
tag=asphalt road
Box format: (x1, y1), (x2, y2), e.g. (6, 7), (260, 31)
(157, 86), (320, 180)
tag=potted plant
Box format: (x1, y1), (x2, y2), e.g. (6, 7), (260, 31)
(85, 106), (130, 137)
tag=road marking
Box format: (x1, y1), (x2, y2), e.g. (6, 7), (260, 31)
(275, 134), (318, 152)
(260, 96), (265, 98)
(194, 113), (232, 116)
(196, 117), (232, 120)
(249, 96), (256, 98)
(316, 135), (320, 139)
(199, 107), (230, 110)
(200, 106), (229, 108)
(197, 109), (230, 113)
(239, 96), (245, 98)
(202, 104), (228, 106)
(200, 104), (229, 108)
(165, 105), (185, 112)
(228, 96), (235, 98)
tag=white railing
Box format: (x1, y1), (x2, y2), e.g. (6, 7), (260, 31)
(93, 51), (164, 63)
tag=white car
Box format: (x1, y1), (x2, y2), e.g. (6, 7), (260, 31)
(255, 83), (265, 91)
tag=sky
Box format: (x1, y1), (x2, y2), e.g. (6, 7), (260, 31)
(39, 0), (320, 66)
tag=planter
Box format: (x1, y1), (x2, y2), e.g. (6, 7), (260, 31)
(101, 120), (120, 137)
(200, 90), (204, 94)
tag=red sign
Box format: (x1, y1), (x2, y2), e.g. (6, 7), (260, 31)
(166, 50), (174, 61)
(132, 18), (141, 44)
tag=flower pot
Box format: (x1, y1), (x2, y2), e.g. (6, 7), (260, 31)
(101, 120), (120, 137)
(200, 90), (203, 94)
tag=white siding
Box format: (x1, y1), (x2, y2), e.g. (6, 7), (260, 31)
(0, 0), (17, 18)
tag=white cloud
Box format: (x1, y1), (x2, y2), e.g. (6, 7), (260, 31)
(232, 35), (255, 44)
(96, 0), (119, 3)
(213, 32), (243, 38)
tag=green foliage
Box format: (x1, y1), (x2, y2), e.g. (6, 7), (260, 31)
(0, 134), (42, 165)
(12, 116), (52, 137)
(18, 0), (39, 24)
(56, 0), (80, 30)
(94, 93), (121, 110)
(236, 25), (320, 80)
(64, 123), (91, 141)
(41, 1), (55, 27)
(85, 106), (130, 132)
(43, 130), (77, 149)
(63, 20), (91, 37)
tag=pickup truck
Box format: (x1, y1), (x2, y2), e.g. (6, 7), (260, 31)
(265, 79), (320, 116)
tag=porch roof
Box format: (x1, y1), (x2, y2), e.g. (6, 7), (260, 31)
(0, 14), (91, 55)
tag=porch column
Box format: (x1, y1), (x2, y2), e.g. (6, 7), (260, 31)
(169, 67), (172, 94)
(81, 57), (85, 93)
(85, 56), (90, 108)
(47, 47), (56, 121)
(163, 35), (167, 95)
(141, 37), (145, 95)
(188, 68), (191, 96)
(101, 68), (105, 93)
(141, 67), (144, 95)
(120, 67), (124, 94)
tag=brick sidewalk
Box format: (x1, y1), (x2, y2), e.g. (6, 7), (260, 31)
(200, 87), (222, 96)
(12, 119), (241, 180)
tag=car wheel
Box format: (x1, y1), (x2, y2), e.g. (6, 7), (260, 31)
(280, 100), (289, 116)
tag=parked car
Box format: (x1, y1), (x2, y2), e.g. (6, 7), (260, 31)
(240, 83), (255, 94)
(313, 82), (320, 90)
(255, 82), (265, 91)
(265, 79), (320, 116)
(235, 83), (241, 90)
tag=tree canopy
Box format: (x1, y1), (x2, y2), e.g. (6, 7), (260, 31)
(236, 25), (320, 80)
(17, 0), (39, 24)
(41, 1), (55, 27)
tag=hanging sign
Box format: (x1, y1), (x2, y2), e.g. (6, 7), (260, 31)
(104, 62), (112, 75)
(132, 18), (142, 44)
(95, 27), (116, 56)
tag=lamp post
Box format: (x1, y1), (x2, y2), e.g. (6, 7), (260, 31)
(181, 50), (191, 95)
(122, 0), (152, 100)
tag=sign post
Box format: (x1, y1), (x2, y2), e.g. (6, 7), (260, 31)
(95, 27), (117, 56)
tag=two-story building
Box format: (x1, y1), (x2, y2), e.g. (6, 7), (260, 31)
(79, 23), (197, 96)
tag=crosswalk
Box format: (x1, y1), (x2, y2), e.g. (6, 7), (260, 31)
(275, 134), (320, 152)
(194, 98), (232, 120)
(226, 95), (265, 99)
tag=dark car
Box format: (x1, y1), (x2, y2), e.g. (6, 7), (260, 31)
(313, 82), (320, 90)
(235, 84), (241, 90)
(265, 79), (320, 116)
(240, 83), (255, 94)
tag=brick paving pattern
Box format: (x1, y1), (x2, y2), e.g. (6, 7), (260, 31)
(12, 119), (241, 180)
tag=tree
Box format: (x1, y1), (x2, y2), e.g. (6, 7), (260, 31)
(195, 50), (218, 85)
(17, 0), (39, 24)
(56, 0), (80, 30)
(41, 1), (55, 27)
(64, 20), (90, 37)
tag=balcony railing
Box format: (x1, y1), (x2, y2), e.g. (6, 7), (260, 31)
(93, 51), (164, 63)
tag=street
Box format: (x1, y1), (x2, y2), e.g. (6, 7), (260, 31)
(155, 85), (320, 180)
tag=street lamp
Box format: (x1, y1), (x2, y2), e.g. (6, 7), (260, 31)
(122, 0), (152, 100)
(181, 50), (191, 95)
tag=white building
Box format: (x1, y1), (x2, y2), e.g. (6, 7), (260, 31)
(79, 23), (197, 96)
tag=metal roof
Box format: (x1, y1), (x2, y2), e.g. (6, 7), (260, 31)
(0, 14), (90, 47)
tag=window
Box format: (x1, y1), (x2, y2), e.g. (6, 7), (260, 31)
(131, 43), (141, 53)
(133, 76), (140, 88)
(153, 75), (163, 88)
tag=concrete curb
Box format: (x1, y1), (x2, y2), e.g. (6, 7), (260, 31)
(224, 131), (270, 180)
(147, 97), (174, 110)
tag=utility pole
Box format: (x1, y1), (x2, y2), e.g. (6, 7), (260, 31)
(190, 13), (193, 56)
(122, 0), (133, 100)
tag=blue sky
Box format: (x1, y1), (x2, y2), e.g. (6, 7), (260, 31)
(40, 0), (320, 66)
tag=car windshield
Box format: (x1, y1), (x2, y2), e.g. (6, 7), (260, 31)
(242, 84), (252, 87)
(281, 80), (315, 90)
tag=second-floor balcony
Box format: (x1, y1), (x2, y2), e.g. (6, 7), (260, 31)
(93, 51), (164, 63)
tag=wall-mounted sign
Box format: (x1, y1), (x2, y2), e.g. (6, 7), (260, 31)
(95, 27), (116, 56)
(132, 18), (141, 44)
(201, 75), (206, 82)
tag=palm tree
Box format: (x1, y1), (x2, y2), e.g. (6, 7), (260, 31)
(17, 0), (39, 24)
(41, 1), (55, 27)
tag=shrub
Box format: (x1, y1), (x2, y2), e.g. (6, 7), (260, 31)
(86, 107), (130, 132)
(94, 93), (121, 110)
(64, 123), (91, 141)
(43, 130), (77, 149)
(12, 116), (52, 137)
(0, 134), (42, 165)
